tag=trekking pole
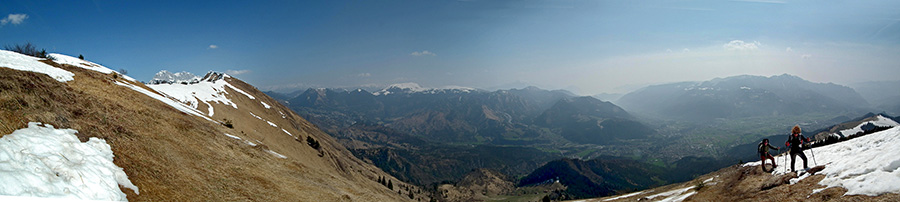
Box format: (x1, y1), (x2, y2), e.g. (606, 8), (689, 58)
(808, 145), (817, 166)
(784, 149), (789, 173)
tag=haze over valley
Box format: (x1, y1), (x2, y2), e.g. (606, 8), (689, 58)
(3, 0), (900, 201)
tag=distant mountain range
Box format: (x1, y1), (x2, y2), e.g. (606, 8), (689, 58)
(266, 75), (882, 200)
(850, 80), (900, 115)
(618, 74), (868, 121)
(280, 84), (653, 144)
(535, 97), (651, 144)
(268, 84), (656, 187)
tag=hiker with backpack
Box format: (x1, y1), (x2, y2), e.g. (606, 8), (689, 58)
(758, 138), (779, 172)
(786, 125), (811, 172)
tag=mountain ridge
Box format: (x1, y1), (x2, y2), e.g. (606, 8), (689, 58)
(619, 74), (868, 121)
(0, 51), (420, 201)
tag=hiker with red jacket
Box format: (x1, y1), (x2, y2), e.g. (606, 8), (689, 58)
(786, 125), (811, 172)
(758, 138), (779, 172)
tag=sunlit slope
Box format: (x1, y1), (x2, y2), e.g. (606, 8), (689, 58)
(581, 118), (900, 202)
(0, 51), (418, 201)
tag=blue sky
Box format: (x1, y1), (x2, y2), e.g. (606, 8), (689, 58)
(2, 0), (899, 94)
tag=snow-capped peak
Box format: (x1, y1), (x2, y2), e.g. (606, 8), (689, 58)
(151, 70), (201, 84)
(373, 83), (477, 95)
(388, 82), (426, 91)
(146, 71), (255, 117)
(439, 85), (477, 91)
(373, 83), (425, 95)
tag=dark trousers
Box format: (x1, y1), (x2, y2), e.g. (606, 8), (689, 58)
(790, 150), (808, 172)
(760, 153), (776, 172)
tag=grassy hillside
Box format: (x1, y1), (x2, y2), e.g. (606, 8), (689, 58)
(0, 54), (419, 201)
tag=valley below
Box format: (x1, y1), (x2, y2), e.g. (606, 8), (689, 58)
(267, 74), (887, 201)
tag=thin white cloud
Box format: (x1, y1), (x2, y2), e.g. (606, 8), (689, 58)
(208, 45), (219, 49)
(682, 48), (691, 52)
(1, 14), (28, 26)
(667, 7), (715, 12)
(225, 69), (251, 75)
(723, 40), (761, 51)
(410, 50), (436, 56)
(786, 47), (793, 52)
(801, 54), (812, 59)
(731, 0), (787, 4)
(357, 73), (371, 77)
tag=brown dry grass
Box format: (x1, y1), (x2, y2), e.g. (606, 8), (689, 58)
(0, 60), (420, 201)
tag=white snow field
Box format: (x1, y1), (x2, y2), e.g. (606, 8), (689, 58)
(644, 186), (695, 202)
(0, 50), (74, 82)
(0, 122), (138, 201)
(744, 119), (900, 196)
(832, 115), (899, 138)
(114, 81), (213, 122)
(599, 191), (645, 201)
(147, 75), (255, 117)
(47, 53), (136, 82)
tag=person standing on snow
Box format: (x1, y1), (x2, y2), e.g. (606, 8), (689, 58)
(758, 138), (779, 172)
(786, 125), (811, 172)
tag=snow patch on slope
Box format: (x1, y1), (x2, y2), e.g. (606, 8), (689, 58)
(48, 53), (135, 82)
(0, 50), (74, 82)
(114, 81), (213, 121)
(247, 112), (278, 127)
(659, 191), (696, 202)
(224, 133), (286, 159)
(148, 82), (239, 116)
(0, 122), (138, 201)
(223, 133), (258, 146)
(250, 112), (263, 120)
(223, 81), (255, 100)
(266, 150), (287, 159)
(813, 127), (900, 196)
(645, 186), (694, 202)
(281, 129), (294, 138)
(147, 75), (256, 117)
(834, 115), (899, 138)
(744, 125), (900, 196)
(602, 191), (645, 201)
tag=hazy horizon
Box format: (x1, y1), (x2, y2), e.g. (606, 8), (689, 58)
(3, 0), (900, 95)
